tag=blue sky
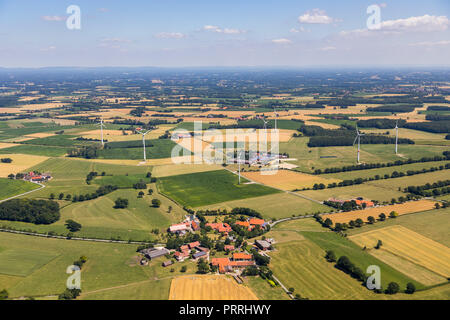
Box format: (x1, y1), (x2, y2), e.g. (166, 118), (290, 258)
(0, 0), (449, 67)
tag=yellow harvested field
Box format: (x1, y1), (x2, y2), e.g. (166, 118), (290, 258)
(83, 155), (195, 166)
(324, 200), (438, 225)
(241, 169), (340, 190)
(152, 163), (223, 177)
(0, 154), (49, 177)
(0, 143), (19, 149)
(304, 120), (340, 129)
(80, 129), (132, 137)
(169, 275), (258, 300)
(350, 225), (450, 279)
(25, 132), (56, 138)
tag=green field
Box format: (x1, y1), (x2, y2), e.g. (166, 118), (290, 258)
(98, 139), (189, 160)
(366, 169), (450, 191)
(324, 160), (450, 180)
(346, 207), (450, 246)
(0, 248), (59, 277)
(301, 231), (424, 290)
(269, 240), (380, 299)
(93, 174), (151, 189)
(281, 137), (449, 173)
(20, 135), (90, 147)
(298, 183), (404, 202)
(198, 192), (329, 219)
(0, 144), (68, 157)
(0, 178), (40, 201)
(157, 170), (280, 207)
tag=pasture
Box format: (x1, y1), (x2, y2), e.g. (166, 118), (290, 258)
(269, 240), (379, 300)
(298, 183), (404, 202)
(350, 225), (450, 283)
(0, 178), (40, 201)
(169, 275), (258, 300)
(157, 170), (279, 207)
(152, 163), (223, 178)
(198, 192), (329, 219)
(366, 170), (450, 191)
(323, 200), (437, 225)
(241, 169), (340, 191)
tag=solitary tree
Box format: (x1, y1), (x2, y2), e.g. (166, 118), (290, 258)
(386, 282), (400, 294)
(65, 219), (82, 232)
(367, 216), (375, 224)
(325, 250), (337, 262)
(151, 199), (161, 208)
(378, 213), (386, 221)
(405, 282), (416, 294)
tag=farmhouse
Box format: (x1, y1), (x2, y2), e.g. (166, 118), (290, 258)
(192, 251), (209, 261)
(24, 172), (52, 182)
(162, 260), (173, 267)
(255, 239), (272, 251)
(224, 245), (235, 251)
(206, 222), (232, 234)
(188, 241), (201, 249)
(141, 248), (169, 260)
(211, 254), (256, 274)
(169, 222), (191, 235)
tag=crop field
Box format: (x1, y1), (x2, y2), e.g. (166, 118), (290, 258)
(19, 134), (85, 147)
(298, 183), (404, 202)
(198, 192), (329, 219)
(152, 163), (223, 177)
(98, 139), (187, 160)
(0, 144), (68, 157)
(169, 275), (258, 300)
(0, 153), (49, 177)
(366, 170), (450, 191)
(346, 207), (450, 246)
(350, 225), (450, 282)
(241, 169), (341, 191)
(280, 138), (449, 173)
(324, 160), (450, 180)
(157, 170), (280, 207)
(0, 178), (40, 201)
(301, 231), (423, 290)
(323, 200), (438, 225)
(269, 240), (379, 300)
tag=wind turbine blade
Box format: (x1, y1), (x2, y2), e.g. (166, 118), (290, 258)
(353, 135), (358, 145)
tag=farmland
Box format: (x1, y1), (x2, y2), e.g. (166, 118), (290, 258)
(241, 169), (341, 191)
(350, 225), (450, 284)
(323, 200), (438, 225)
(157, 170), (280, 207)
(198, 192), (328, 219)
(0, 178), (40, 201)
(169, 275), (258, 300)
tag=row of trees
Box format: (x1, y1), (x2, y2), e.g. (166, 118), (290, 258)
(404, 180), (450, 196)
(307, 135), (414, 147)
(67, 185), (118, 203)
(314, 164), (449, 191)
(314, 154), (449, 174)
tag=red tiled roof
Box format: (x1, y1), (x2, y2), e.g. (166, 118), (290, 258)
(233, 253), (252, 260)
(249, 218), (265, 225)
(188, 241), (200, 249)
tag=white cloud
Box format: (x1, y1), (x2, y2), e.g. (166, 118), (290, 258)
(290, 27), (306, 33)
(155, 32), (186, 39)
(340, 15), (449, 37)
(272, 38), (292, 44)
(409, 40), (450, 46)
(203, 25), (246, 34)
(320, 46), (336, 51)
(40, 46), (56, 52)
(298, 9), (334, 24)
(41, 15), (65, 21)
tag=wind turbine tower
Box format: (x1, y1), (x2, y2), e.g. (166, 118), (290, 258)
(262, 118), (268, 132)
(274, 108), (278, 131)
(395, 120), (399, 155)
(98, 118), (106, 146)
(353, 126), (365, 163)
(137, 129), (150, 162)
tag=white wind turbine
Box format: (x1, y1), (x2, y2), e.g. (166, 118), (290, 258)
(97, 118), (107, 146)
(353, 125), (365, 163)
(262, 118), (268, 132)
(395, 120), (399, 155)
(136, 128), (150, 162)
(274, 108), (278, 131)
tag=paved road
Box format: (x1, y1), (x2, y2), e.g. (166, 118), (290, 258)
(0, 181), (45, 204)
